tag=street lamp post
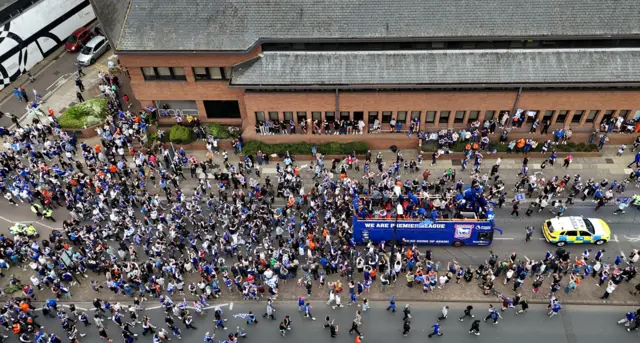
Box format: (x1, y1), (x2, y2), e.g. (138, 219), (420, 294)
(389, 203), (404, 281)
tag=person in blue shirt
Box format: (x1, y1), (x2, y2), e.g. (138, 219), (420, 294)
(386, 296), (396, 312)
(548, 302), (562, 317)
(427, 323), (442, 338)
(628, 151), (640, 168)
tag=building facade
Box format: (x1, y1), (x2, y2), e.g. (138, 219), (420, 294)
(90, 0), (640, 146)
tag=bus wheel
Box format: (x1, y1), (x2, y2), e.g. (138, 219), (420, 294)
(452, 240), (464, 247)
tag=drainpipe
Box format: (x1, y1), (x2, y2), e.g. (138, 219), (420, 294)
(509, 87), (523, 127)
(335, 89), (340, 115)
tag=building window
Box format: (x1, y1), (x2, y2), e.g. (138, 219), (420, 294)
(340, 111), (350, 120)
(426, 111), (436, 123)
(602, 110), (616, 123)
(296, 111), (307, 123)
(484, 110), (496, 120)
(571, 110), (584, 123)
(620, 110), (631, 119)
(395, 111), (407, 123)
(381, 111), (392, 124)
(192, 67), (232, 80)
(203, 100), (241, 119)
(284, 112), (294, 121)
(268, 111), (279, 121)
(255, 111), (265, 122)
(556, 110), (569, 124)
(454, 111), (465, 123)
(439, 111), (450, 124)
(312, 111), (322, 121)
(325, 111), (335, 122)
(410, 111), (421, 121)
(141, 67), (187, 81)
(586, 110), (599, 123)
(354, 111), (364, 121)
(368, 111), (379, 124)
(542, 110), (554, 122)
(469, 111), (480, 121)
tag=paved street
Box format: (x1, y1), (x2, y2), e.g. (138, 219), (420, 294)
(22, 302), (640, 343)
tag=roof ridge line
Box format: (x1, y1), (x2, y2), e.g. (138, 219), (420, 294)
(116, 0), (134, 50)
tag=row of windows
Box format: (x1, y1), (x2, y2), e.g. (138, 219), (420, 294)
(262, 39), (640, 52)
(254, 109), (635, 125)
(141, 67), (232, 81)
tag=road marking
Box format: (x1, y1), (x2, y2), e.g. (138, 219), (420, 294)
(614, 235), (620, 242)
(493, 237), (514, 240)
(229, 302), (234, 310)
(147, 305), (162, 310)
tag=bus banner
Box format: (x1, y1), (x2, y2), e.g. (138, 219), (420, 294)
(353, 218), (496, 246)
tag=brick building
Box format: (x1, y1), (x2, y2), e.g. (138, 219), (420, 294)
(90, 0), (640, 148)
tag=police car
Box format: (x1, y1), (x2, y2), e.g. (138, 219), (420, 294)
(542, 216), (610, 246)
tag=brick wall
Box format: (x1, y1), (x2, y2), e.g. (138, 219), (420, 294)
(118, 48), (262, 122)
(118, 51), (640, 142)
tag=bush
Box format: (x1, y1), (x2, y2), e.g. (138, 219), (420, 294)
(169, 125), (196, 144)
(242, 141), (368, 156)
(206, 123), (239, 139)
(57, 98), (108, 129)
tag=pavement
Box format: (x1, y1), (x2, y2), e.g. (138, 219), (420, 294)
(19, 302), (640, 343)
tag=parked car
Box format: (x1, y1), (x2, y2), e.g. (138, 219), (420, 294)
(76, 35), (109, 66)
(65, 27), (93, 52)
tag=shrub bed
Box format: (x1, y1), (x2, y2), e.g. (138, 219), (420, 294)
(206, 123), (239, 139)
(58, 98), (108, 129)
(169, 125), (196, 144)
(243, 141), (368, 156)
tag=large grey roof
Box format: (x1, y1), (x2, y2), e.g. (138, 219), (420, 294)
(103, 0), (640, 51)
(88, 0), (131, 48)
(229, 49), (640, 86)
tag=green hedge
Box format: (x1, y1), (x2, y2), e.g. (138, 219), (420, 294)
(243, 141), (368, 156)
(206, 123), (239, 139)
(169, 125), (196, 144)
(58, 98), (108, 129)
(421, 140), (597, 153)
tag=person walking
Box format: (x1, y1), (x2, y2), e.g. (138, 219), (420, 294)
(548, 302), (562, 317)
(402, 304), (411, 321)
(469, 320), (481, 336)
(459, 305), (474, 321)
(76, 91), (85, 103)
(402, 319), (411, 336)
(483, 305), (502, 324)
(427, 323), (442, 338)
(516, 300), (529, 314)
(76, 78), (85, 92)
(437, 306), (449, 321)
(601, 280), (617, 299)
(348, 311), (363, 337)
(628, 151), (640, 168)
(511, 201), (520, 217)
(525, 226), (534, 242)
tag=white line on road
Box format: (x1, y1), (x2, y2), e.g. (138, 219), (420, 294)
(493, 237), (514, 240)
(229, 302), (234, 310)
(614, 235), (620, 242)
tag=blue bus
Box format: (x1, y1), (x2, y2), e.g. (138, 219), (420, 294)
(352, 216), (498, 247)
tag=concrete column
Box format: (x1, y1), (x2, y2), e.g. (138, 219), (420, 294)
(563, 110), (574, 128)
(550, 110), (560, 126)
(593, 110), (605, 127)
(477, 110), (485, 124)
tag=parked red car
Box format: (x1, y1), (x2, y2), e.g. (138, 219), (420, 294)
(65, 27), (93, 52)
